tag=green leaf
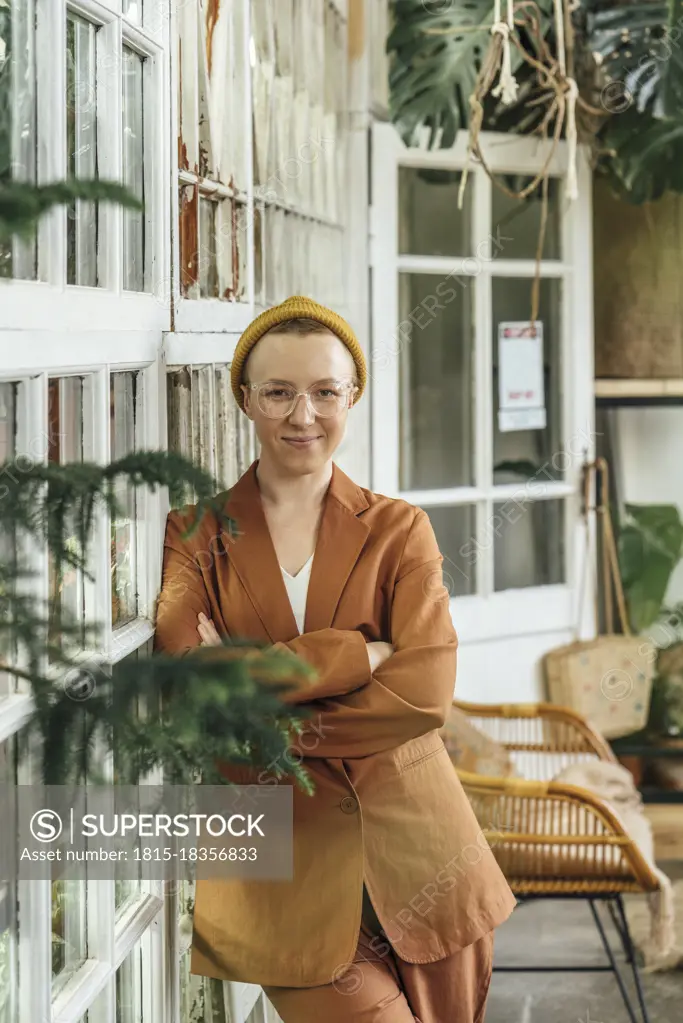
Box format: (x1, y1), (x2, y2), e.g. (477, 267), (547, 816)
(388, 0), (556, 149)
(0, 180), (143, 241)
(618, 503), (683, 630)
(586, 1), (683, 121)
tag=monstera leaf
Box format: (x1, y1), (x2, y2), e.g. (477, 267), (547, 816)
(586, 0), (683, 120)
(388, 0), (556, 148)
(388, 0), (683, 203)
(619, 503), (683, 632)
(598, 103), (683, 200)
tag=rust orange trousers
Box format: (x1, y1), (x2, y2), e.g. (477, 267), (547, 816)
(263, 890), (495, 1022)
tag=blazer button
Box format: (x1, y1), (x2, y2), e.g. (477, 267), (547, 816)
(340, 796), (358, 814)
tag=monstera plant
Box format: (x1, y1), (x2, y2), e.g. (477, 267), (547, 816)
(388, 0), (683, 203)
(618, 503), (683, 632)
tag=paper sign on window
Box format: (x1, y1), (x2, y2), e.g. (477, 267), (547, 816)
(498, 321), (546, 432)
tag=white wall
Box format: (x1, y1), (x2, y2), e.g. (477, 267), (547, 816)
(455, 629), (574, 703)
(614, 407), (683, 603)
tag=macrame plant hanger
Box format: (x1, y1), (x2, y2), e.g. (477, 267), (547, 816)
(458, 0), (581, 328)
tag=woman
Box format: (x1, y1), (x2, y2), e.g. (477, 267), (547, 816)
(154, 295), (516, 1022)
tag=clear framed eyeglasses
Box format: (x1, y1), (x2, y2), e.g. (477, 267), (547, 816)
(246, 379), (358, 419)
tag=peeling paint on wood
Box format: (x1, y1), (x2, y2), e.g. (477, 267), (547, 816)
(179, 183), (199, 295)
(205, 0), (221, 78)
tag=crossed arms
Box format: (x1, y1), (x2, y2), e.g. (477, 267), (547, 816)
(154, 508), (458, 759)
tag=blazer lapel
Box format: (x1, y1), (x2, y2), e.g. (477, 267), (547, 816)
(224, 460), (370, 643)
(303, 462), (370, 634)
(225, 461), (299, 643)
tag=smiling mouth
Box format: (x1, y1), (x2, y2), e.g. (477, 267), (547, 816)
(283, 436), (322, 443)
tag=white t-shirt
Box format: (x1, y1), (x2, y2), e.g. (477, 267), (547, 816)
(280, 553), (314, 634)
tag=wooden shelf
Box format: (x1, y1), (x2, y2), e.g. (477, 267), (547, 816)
(595, 378), (683, 398)
(595, 378), (683, 407)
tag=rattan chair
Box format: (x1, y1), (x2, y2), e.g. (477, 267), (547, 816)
(453, 699), (661, 1023)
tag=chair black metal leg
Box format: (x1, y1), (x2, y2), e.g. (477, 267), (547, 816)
(589, 900), (642, 1023)
(492, 893), (652, 1023)
(606, 896), (633, 964)
(613, 895), (651, 1023)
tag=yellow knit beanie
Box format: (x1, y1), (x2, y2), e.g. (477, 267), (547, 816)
(230, 295), (367, 412)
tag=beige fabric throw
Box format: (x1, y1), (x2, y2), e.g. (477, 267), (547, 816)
(552, 760), (676, 970)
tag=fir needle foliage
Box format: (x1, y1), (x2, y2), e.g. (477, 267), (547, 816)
(0, 179), (144, 243)
(0, 452), (317, 794)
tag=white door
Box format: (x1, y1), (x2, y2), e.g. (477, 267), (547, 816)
(370, 124), (595, 702)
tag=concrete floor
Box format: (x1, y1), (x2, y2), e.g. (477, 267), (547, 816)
(487, 865), (683, 1023)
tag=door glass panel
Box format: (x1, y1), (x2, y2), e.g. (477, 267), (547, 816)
(492, 177), (561, 260)
(398, 168), (471, 257)
(494, 498), (565, 591)
(492, 278), (562, 484)
(398, 273), (474, 490)
(422, 505), (476, 598)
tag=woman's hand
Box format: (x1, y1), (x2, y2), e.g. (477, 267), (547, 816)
(366, 641), (394, 673)
(197, 612), (222, 646)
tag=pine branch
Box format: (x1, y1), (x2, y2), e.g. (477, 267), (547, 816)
(1, 449), (320, 795)
(0, 451), (234, 580)
(0, 180), (143, 242)
(19, 644), (317, 794)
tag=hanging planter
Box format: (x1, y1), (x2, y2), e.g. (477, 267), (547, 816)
(388, 0), (683, 204)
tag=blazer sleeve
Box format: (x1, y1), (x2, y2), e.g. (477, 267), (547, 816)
(292, 508), (458, 758)
(153, 510), (372, 702)
(153, 510), (212, 656)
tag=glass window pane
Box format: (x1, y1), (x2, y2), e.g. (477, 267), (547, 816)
(398, 273), (474, 490)
(52, 878), (87, 988)
(231, 0), (247, 191)
(0, 383), (18, 701)
(0, 739), (17, 1023)
(252, 0), (275, 189)
(122, 48), (146, 292)
(492, 177), (561, 261)
(111, 372), (139, 628)
(66, 13), (99, 288)
(494, 498), (565, 591)
(116, 935), (144, 1023)
(47, 377), (88, 652)
(122, 0), (143, 25)
(422, 505), (476, 598)
(179, 877), (229, 1022)
(198, 197), (218, 298)
(398, 168), (471, 257)
(492, 278), (562, 485)
(0, 0), (38, 280)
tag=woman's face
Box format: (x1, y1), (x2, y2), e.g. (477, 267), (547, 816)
(241, 330), (357, 474)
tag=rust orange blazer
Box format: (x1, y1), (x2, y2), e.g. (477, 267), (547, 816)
(153, 459), (516, 988)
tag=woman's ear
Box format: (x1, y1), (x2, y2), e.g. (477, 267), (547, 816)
(241, 383), (254, 419)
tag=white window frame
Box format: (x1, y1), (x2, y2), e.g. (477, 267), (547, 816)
(0, 0), (170, 338)
(0, 358), (167, 1023)
(370, 124), (595, 644)
(0, 3), (171, 1022)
